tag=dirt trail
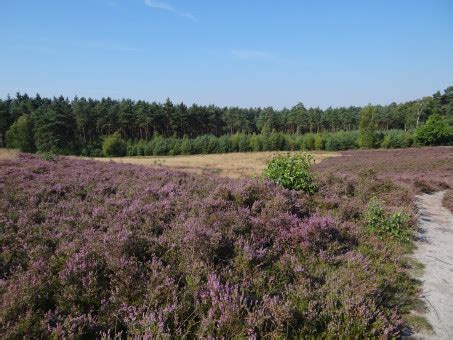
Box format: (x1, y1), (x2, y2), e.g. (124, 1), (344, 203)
(413, 191), (453, 338)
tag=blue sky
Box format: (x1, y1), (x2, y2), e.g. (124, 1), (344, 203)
(1, 0), (452, 108)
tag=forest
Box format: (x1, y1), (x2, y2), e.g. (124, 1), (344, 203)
(1, 86), (452, 156)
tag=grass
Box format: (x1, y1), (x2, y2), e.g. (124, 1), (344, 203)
(0, 148), (18, 161)
(85, 151), (338, 178)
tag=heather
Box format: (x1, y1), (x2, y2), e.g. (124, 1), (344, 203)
(314, 147), (453, 199)
(0, 153), (422, 337)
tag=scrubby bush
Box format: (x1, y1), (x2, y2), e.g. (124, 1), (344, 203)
(414, 114), (452, 146)
(263, 153), (317, 193)
(381, 130), (414, 148)
(325, 131), (358, 151)
(314, 133), (326, 150)
(5, 115), (36, 152)
(151, 134), (170, 156)
(302, 133), (316, 150)
(39, 150), (58, 161)
(102, 132), (127, 157)
(359, 105), (378, 148)
(365, 198), (411, 243)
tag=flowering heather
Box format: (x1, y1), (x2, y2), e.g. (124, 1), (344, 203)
(0, 153), (420, 337)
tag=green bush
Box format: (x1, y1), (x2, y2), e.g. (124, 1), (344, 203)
(39, 150), (58, 162)
(151, 135), (170, 156)
(5, 115), (36, 152)
(365, 198), (410, 243)
(263, 153), (317, 193)
(102, 132), (127, 157)
(325, 131), (358, 151)
(358, 105), (378, 148)
(301, 133), (316, 150)
(314, 133), (326, 150)
(381, 130), (413, 149)
(414, 114), (452, 146)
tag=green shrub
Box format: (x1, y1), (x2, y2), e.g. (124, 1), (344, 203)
(381, 130), (413, 149)
(365, 198), (410, 243)
(314, 133), (326, 150)
(102, 132), (127, 157)
(325, 131), (358, 151)
(5, 115), (36, 152)
(263, 153), (317, 193)
(414, 114), (452, 146)
(302, 133), (316, 150)
(359, 105), (378, 148)
(151, 135), (170, 156)
(39, 150), (58, 162)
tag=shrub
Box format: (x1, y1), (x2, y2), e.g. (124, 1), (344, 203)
(39, 150), (58, 161)
(365, 198), (411, 243)
(325, 131), (358, 151)
(302, 133), (316, 150)
(151, 135), (170, 156)
(381, 130), (414, 149)
(314, 133), (326, 150)
(414, 114), (452, 146)
(5, 115), (36, 152)
(263, 153), (317, 193)
(359, 105), (378, 148)
(102, 132), (127, 157)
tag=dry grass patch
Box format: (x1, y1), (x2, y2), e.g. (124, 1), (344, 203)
(0, 149), (18, 161)
(89, 151), (337, 178)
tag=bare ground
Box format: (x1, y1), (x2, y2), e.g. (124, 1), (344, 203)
(413, 191), (453, 338)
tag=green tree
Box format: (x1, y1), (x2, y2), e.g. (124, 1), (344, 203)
(5, 115), (36, 152)
(33, 105), (77, 154)
(102, 132), (127, 157)
(358, 105), (377, 148)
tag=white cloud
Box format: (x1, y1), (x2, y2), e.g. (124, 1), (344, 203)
(144, 0), (197, 21)
(231, 49), (275, 61)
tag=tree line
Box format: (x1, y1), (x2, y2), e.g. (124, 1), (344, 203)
(0, 86), (452, 155)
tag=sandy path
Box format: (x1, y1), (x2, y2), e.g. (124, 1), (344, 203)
(413, 191), (453, 338)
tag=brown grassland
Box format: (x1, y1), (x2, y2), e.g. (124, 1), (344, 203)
(86, 151), (338, 178)
(0, 149), (18, 161)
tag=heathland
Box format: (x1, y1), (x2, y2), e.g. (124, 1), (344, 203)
(1, 146), (452, 337)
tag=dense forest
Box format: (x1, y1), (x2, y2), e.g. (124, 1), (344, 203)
(1, 87), (452, 156)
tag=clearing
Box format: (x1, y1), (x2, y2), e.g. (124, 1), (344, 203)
(87, 151), (337, 178)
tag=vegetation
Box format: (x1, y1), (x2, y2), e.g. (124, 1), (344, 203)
(365, 198), (411, 243)
(5, 114), (35, 152)
(102, 132), (127, 157)
(0, 151), (430, 338)
(1, 86), (452, 155)
(263, 153), (317, 193)
(414, 114), (452, 146)
(358, 105), (378, 148)
(1, 147), (451, 337)
(381, 130), (414, 149)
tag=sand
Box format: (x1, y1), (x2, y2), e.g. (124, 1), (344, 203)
(413, 191), (453, 338)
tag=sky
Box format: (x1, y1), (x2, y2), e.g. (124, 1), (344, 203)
(1, 0), (452, 109)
